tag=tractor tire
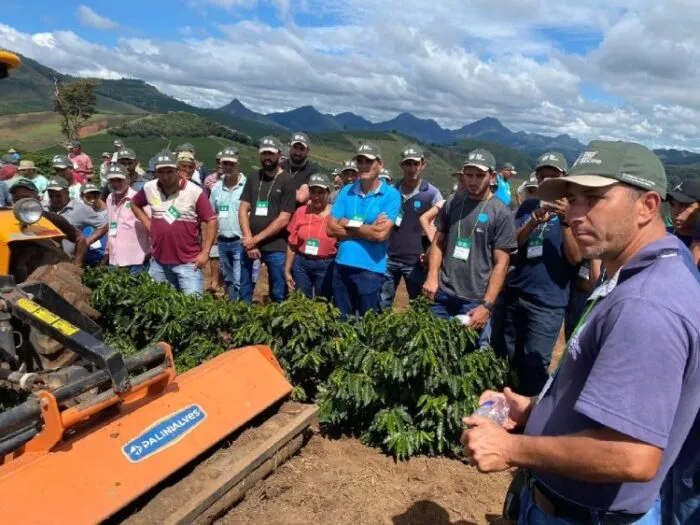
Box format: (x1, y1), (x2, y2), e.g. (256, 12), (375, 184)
(24, 262), (99, 370)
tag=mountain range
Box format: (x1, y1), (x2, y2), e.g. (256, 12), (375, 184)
(3, 53), (700, 167)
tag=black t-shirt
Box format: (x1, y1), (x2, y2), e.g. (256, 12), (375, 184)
(241, 170), (296, 252)
(281, 159), (319, 191)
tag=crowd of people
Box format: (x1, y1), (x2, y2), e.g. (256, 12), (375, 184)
(1, 131), (699, 525)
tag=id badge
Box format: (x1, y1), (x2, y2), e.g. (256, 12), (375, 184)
(452, 237), (471, 261)
(304, 238), (320, 256)
(347, 214), (364, 228)
(395, 213), (403, 227)
(219, 204), (230, 218)
(108, 221), (118, 237)
(578, 264), (590, 280)
(89, 239), (102, 250)
(255, 200), (269, 217)
(527, 238), (543, 259)
(163, 205), (181, 225)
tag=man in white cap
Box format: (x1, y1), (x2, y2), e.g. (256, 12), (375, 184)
(282, 132), (319, 206)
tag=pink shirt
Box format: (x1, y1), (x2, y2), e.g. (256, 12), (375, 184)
(70, 152), (93, 184)
(106, 188), (151, 267)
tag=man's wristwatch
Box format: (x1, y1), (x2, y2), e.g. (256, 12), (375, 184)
(481, 300), (495, 311)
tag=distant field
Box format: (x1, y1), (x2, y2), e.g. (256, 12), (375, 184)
(0, 112), (144, 151)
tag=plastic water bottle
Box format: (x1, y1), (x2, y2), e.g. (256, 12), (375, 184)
(455, 313), (472, 326)
(470, 397), (510, 426)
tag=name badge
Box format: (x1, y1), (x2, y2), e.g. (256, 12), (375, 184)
(527, 238), (543, 259)
(109, 220), (118, 237)
(453, 237), (471, 261)
(255, 200), (269, 217)
(395, 213), (403, 227)
(89, 239), (102, 250)
(219, 204), (230, 218)
(163, 205), (181, 225)
(347, 214), (364, 228)
(304, 238), (320, 256)
(578, 265), (590, 280)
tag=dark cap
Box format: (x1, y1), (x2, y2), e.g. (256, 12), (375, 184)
(667, 180), (700, 204)
(290, 132), (310, 147)
(81, 182), (101, 195)
(536, 152), (568, 173)
(463, 149), (496, 172)
(10, 178), (38, 193)
(52, 154), (71, 169)
(46, 176), (70, 191)
(308, 173), (331, 190)
(107, 164), (128, 180)
(117, 148), (136, 160)
(258, 136), (283, 154)
(354, 142), (382, 161)
(401, 144), (424, 162)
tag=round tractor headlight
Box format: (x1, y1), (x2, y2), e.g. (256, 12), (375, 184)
(13, 198), (43, 225)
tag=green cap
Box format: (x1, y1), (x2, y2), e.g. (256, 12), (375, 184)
(107, 164), (128, 180)
(52, 154), (71, 169)
(538, 141), (667, 201)
(308, 173), (331, 190)
(536, 151), (568, 173)
(113, 139), (124, 147)
(10, 178), (38, 193)
(290, 132), (310, 147)
(502, 162), (517, 174)
(258, 136), (283, 154)
(667, 180), (700, 204)
(463, 149), (495, 172)
(379, 168), (392, 181)
(176, 142), (195, 153)
(101, 151), (111, 158)
(153, 151), (177, 169)
(220, 148), (240, 163)
(46, 176), (70, 191)
(401, 144), (425, 162)
(117, 148), (136, 160)
(341, 160), (358, 172)
(81, 182), (101, 195)
(215, 150), (223, 160)
(354, 142), (382, 161)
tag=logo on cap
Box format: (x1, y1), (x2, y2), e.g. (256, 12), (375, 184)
(469, 152), (485, 161)
(674, 182), (683, 192)
(293, 134), (305, 141)
(158, 155), (169, 162)
(575, 151), (602, 166)
(359, 144), (372, 152)
(541, 154), (558, 161)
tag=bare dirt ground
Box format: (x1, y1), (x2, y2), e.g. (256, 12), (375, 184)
(219, 433), (511, 525)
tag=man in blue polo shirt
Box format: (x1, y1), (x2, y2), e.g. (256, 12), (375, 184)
(210, 147), (246, 301)
(380, 144), (443, 309)
(463, 140), (700, 525)
(491, 151), (582, 396)
(327, 143), (401, 318)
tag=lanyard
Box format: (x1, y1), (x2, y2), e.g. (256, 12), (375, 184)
(110, 193), (131, 223)
(306, 206), (329, 240)
(457, 196), (490, 239)
(257, 172), (278, 202)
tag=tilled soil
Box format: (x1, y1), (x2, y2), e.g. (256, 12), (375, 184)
(218, 433), (511, 525)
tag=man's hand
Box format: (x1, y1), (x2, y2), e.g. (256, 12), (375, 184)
(285, 271), (295, 292)
(530, 208), (552, 225)
(246, 248), (261, 260)
(338, 218), (350, 228)
(422, 277), (439, 301)
(479, 388), (534, 430)
(242, 235), (257, 251)
(466, 305), (490, 330)
(194, 250), (209, 269)
(374, 213), (388, 226)
(461, 415), (514, 473)
(545, 198), (569, 220)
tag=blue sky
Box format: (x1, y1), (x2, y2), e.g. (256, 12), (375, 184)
(3, 0), (700, 149)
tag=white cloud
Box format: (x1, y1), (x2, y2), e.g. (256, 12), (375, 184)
(76, 6), (118, 30)
(4, 0), (700, 150)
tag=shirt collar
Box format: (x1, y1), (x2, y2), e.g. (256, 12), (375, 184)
(349, 180), (386, 197)
(157, 177), (187, 195)
(221, 174), (246, 191)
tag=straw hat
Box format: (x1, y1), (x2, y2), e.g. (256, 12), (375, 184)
(17, 160), (36, 172)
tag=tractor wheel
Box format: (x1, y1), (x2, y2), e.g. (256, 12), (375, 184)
(24, 262), (99, 370)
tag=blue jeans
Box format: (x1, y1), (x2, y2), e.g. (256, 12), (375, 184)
(332, 263), (384, 319)
(218, 239), (243, 301)
(109, 263), (149, 276)
(380, 258), (426, 309)
(518, 486), (661, 525)
(148, 259), (203, 296)
(240, 250), (286, 304)
(292, 255), (333, 300)
(491, 290), (566, 396)
(430, 289), (492, 348)
(662, 458), (700, 525)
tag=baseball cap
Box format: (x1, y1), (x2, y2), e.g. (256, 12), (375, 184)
(354, 142), (382, 161)
(70, 140), (81, 148)
(463, 149), (496, 172)
(503, 162), (517, 174)
(81, 182), (101, 195)
(535, 152), (568, 173)
(524, 173), (538, 188)
(290, 132), (310, 148)
(667, 180), (700, 204)
(107, 164), (128, 180)
(215, 150), (223, 161)
(46, 176), (70, 191)
(17, 160), (36, 172)
(8, 148), (17, 154)
(341, 160), (359, 173)
(52, 154), (71, 169)
(401, 144), (425, 163)
(220, 148), (239, 163)
(308, 173), (331, 190)
(117, 148), (136, 161)
(379, 168), (392, 181)
(153, 151), (178, 169)
(177, 151), (196, 164)
(538, 141), (667, 201)
(259, 136), (283, 154)
(176, 142), (195, 153)
(113, 140), (124, 148)
(10, 178), (38, 193)
(101, 151), (110, 158)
